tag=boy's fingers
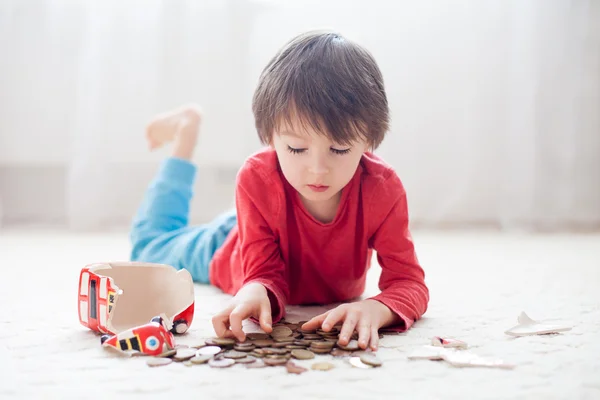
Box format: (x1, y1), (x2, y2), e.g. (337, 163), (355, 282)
(370, 327), (379, 351)
(211, 306), (235, 337)
(337, 310), (359, 345)
(229, 304), (251, 342)
(302, 311), (329, 330)
(357, 320), (371, 349)
(259, 303), (273, 333)
(322, 307), (346, 332)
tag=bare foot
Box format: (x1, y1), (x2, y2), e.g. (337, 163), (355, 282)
(145, 104), (202, 159)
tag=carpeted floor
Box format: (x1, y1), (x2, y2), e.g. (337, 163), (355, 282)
(1, 228), (599, 399)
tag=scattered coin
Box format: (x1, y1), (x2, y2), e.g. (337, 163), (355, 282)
(349, 357), (372, 369)
(212, 338), (236, 347)
(331, 348), (352, 357)
(246, 333), (270, 341)
(208, 358), (235, 368)
(338, 340), (360, 351)
(157, 349), (177, 358)
(252, 339), (275, 348)
(173, 348), (196, 362)
(272, 326), (293, 338)
(291, 349), (315, 360)
(286, 361), (308, 374)
(196, 346), (222, 356)
(190, 354), (212, 364)
(360, 353), (383, 367)
(224, 350), (248, 359)
(235, 356), (258, 364)
(146, 357), (173, 367)
(245, 359), (266, 368)
(264, 357), (289, 366)
(311, 362), (335, 371)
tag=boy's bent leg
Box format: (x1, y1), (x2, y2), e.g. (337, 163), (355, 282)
(133, 209), (236, 284)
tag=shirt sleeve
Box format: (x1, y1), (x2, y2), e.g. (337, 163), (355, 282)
(235, 166), (289, 322)
(368, 180), (430, 332)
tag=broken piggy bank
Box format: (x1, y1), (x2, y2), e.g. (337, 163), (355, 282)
(101, 315), (176, 356)
(77, 262), (195, 336)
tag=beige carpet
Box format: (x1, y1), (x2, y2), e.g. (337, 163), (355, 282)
(1, 228), (599, 399)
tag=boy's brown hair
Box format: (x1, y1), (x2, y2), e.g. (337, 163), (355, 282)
(252, 30), (389, 149)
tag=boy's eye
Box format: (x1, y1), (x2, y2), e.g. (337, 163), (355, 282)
(287, 146), (306, 154)
(330, 148), (351, 155)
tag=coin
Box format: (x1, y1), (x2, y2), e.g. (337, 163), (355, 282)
(349, 357), (372, 369)
(285, 345), (306, 349)
(273, 336), (295, 343)
(264, 357), (288, 366)
(291, 349), (315, 360)
(234, 344), (255, 352)
(286, 361), (308, 374)
(311, 362), (335, 371)
(208, 358), (235, 368)
(191, 341), (206, 349)
(360, 353), (383, 367)
(331, 348), (352, 357)
(310, 347), (332, 354)
(234, 356), (257, 364)
(173, 348), (197, 362)
(224, 350), (248, 359)
(146, 357), (173, 367)
(245, 359), (266, 368)
(271, 326), (293, 338)
(157, 349), (177, 358)
(302, 334), (322, 340)
(190, 355), (212, 364)
(252, 339), (275, 347)
(338, 340), (360, 351)
(196, 346), (222, 356)
(212, 338), (236, 347)
(247, 333), (270, 341)
(310, 341), (335, 349)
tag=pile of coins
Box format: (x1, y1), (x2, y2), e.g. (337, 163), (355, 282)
(145, 320), (384, 373)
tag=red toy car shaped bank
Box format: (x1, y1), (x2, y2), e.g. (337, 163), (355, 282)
(101, 315), (176, 356)
(78, 261), (195, 336)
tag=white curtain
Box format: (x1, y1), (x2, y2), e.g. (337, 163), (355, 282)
(1, 0), (599, 231)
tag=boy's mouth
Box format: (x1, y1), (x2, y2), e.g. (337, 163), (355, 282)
(307, 184), (329, 192)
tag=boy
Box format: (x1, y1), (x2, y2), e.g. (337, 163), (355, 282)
(130, 30), (429, 352)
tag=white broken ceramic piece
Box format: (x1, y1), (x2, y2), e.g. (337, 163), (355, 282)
(407, 345), (450, 361)
(442, 351), (515, 370)
(504, 312), (572, 337)
(431, 336), (468, 349)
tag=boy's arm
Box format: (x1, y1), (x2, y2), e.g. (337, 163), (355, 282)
(235, 167), (289, 323)
(368, 183), (429, 332)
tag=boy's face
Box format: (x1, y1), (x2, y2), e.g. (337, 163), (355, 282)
(271, 119), (368, 213)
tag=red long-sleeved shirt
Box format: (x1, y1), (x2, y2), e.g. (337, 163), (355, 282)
(209, 148), (429, 331)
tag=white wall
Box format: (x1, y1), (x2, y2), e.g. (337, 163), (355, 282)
(1, 0), (599, 230)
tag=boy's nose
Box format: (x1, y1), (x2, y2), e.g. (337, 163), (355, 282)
(308, 154), (329, 175)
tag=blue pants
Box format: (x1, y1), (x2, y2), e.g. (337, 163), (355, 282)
(128, 157), (237, 283)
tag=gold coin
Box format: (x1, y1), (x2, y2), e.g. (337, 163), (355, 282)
(146, 357), (173, 367)
(235, 356), (258, 364)
(360, 353), (383, 367)
(311, 362), (335, 371)
(252, 339), (275, 347)
(271, 326), (293, 338)
(157, 349), (177, 358)
(247, 333), (270, 341)
(208, 358), (235, 368)
(273, 336), (295, 343)
(264, 357), (288, 366)
(190, 354), (212, 364)
(291, 349), (315, 360)
(224, 350), (248, 359)
(310, 347), (332, 354)
(310, 341), (335, 349)
(212, 338), (236, 347)
(245, 359), (266, 368)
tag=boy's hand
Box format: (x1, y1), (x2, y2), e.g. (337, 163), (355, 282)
(301, 299), (398, 351)
(212, 282), (273, 342)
